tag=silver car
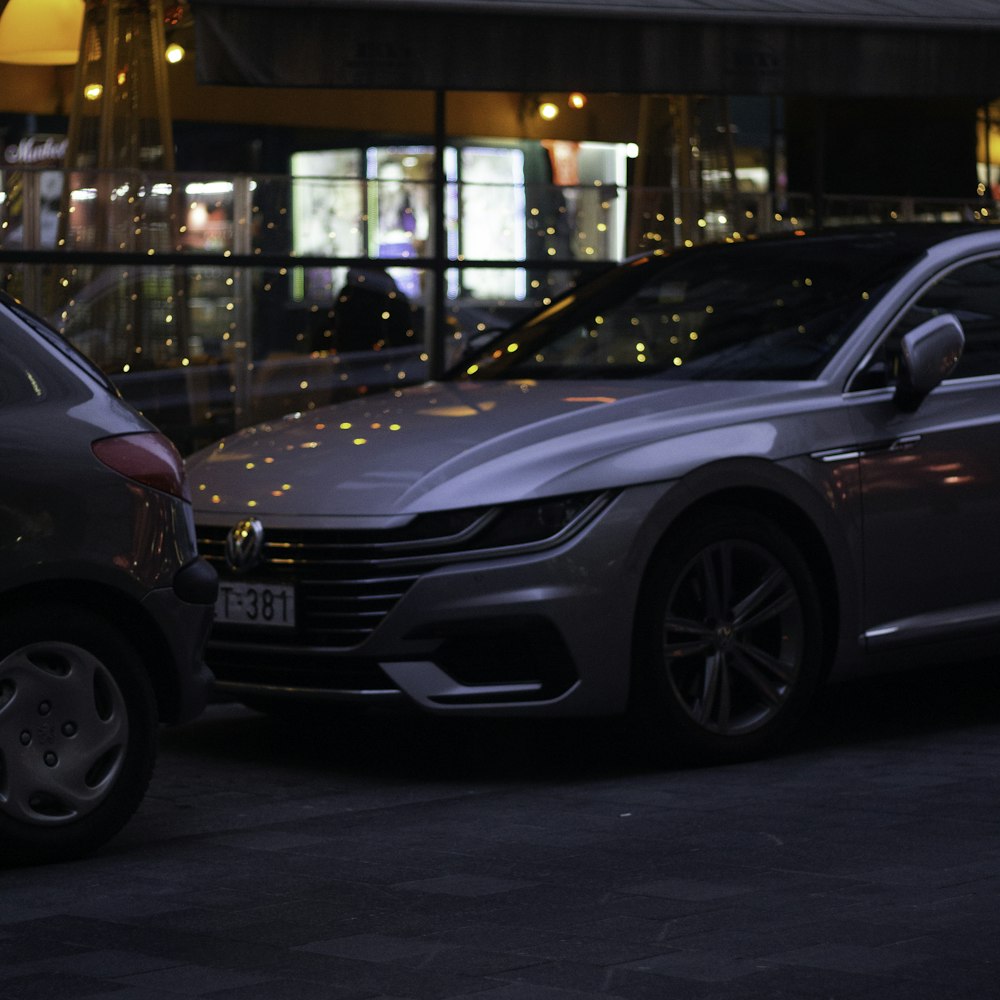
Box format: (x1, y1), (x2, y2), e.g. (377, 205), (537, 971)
(190, 225), (998, 762)
(0, 293), (216, 863)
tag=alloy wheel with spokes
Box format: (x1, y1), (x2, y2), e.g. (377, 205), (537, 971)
(634, 508), (824, 763)
(662, 538), (804, 736)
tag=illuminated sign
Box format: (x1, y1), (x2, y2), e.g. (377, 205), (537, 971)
(3, 136), (68, 167)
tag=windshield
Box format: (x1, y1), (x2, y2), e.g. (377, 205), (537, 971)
(462, 232), (926, 381)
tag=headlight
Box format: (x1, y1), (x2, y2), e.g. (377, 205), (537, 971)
(325, 491), (614, 566)
(470, 492), (609, 550)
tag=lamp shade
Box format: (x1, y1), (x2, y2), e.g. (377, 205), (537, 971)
(0, 0), (84, 65)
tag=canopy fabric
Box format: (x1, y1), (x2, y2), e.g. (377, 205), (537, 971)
(191, 0), (1000, 96)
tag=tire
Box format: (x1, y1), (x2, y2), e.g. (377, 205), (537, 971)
(0, 605), (158, 865)
(633, 507), (825, 764)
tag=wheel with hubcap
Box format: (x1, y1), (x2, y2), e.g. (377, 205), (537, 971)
(633, 508), (825, 763)
(0, 606), (157, 865)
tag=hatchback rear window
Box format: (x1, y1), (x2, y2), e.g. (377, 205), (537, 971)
(0, 296), (95, 408)
(0, 292), (116, 393)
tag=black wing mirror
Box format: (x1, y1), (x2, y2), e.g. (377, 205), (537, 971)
(894, 313), (964, 412)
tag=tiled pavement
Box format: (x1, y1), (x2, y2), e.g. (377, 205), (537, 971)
(2, 661), (999, 999)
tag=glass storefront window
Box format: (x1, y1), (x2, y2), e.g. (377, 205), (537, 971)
(367, 146), (433, 304)
(1, 114), (989, 459)
(290, 149), (365, 303)
(455, 145), (527, 301)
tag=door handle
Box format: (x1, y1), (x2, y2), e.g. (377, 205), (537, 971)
(811, 434), (922, 463)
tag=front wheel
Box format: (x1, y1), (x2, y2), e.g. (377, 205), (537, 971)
(0, 606), (158, 865)
(633, 508), (825, 764)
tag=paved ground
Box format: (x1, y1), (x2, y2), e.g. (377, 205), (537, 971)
(2, 660), (1000, 999)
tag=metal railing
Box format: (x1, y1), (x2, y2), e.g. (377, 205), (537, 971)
(1, 167), (993, 452)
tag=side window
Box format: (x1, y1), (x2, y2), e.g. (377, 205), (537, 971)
(855, 255), (1000, 389)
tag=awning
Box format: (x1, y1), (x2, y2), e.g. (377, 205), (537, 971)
(191, 0), (1000, 97)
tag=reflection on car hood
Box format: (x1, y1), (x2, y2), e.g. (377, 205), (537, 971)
(188, 378), (819, 517)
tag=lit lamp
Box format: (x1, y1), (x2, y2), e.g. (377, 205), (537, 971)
(0, 0), (84, 65)
(537, 101), (560, 122)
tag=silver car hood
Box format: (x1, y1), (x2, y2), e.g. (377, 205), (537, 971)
(188, 378), (824, 517)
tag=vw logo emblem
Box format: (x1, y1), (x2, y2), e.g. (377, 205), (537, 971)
(225, 517), (265, 573)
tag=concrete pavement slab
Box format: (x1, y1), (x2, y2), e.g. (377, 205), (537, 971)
(1, 660), (999, 998)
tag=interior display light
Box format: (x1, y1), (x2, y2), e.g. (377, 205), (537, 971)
(83, 82), (103, 101)
(568, 92), (587, 109)
(165, 42), (185, 63)
(185, 181), (235, 195)
(538, 101), (560, 121)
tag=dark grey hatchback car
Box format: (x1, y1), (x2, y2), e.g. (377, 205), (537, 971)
(0, 291), (217, 864)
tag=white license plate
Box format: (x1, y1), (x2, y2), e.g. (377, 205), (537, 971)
(216, 582), (296, 627)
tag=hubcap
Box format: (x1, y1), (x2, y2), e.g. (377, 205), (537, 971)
(661, 539), (804, 736)
(0, 642), (128, 825)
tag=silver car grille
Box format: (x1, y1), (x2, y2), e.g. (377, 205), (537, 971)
(197, 512), (489, 649)
(198, 493), (606, 650)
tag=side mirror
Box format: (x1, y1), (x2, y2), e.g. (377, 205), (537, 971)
(894, 313), (964, 411)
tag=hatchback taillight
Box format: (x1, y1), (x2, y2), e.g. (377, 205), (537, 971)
(92, 431), (191, 502)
